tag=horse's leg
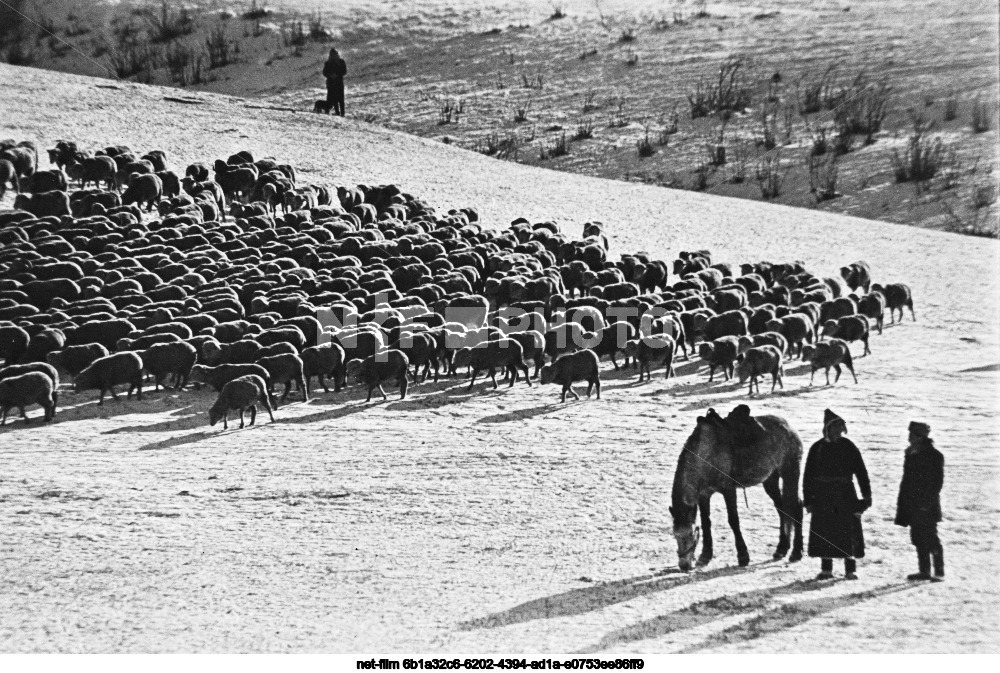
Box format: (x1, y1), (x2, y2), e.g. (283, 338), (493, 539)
(762, 474), (789, 559)
(782, 459), (804, 562)
(696, 493), (714, 567)
(722, 487), (750, 566)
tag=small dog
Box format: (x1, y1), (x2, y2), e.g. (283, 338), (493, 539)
(313, 99), (332, 114)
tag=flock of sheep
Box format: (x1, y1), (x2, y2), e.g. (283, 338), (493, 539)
(0, 138), (917, 428)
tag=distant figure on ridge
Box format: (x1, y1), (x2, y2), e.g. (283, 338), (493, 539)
(323, 48), (347, 117)
(895, 421), (945, 582)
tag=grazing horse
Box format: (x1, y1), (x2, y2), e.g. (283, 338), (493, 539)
(669, 408), (804, 571)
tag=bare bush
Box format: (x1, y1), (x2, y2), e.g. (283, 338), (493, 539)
(540, 132), (569, 160)
(437, 98), (464, 125)
(798, 63), (841, 114)
(144, 1), (196, 44)
(624, 50), (639, 67)
(890, 112), (947, 191)
(549, 4), (566, 20)
(692, 163), (712, 191)
(808, 154), (840, 202)
(308, 12), (331, 41)
(513, 97), (531, 123)
(619, 28), (636, 43)
(727, 138), (751, 184)
(833, 70), (891, 142)
(242, 1), (270, 21)
(755, 151), (787, 199)
(572, 118), (595, 141)
(5, 41), (36, 66)
(687, 55), (752, 119)
(608, 97), (630, 128)
(582, 90), (597, 113)
(943, 91), (959, 122)
(206, 25), (236, 69)
(971, 97), (993, 133)
(636, 126), (656, 158)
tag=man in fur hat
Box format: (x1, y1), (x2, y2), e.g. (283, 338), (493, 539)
(895, 421), (945, 581)
(803, 409), (872, 580)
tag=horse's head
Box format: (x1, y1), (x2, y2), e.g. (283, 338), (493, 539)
(668, 500), (699, 572)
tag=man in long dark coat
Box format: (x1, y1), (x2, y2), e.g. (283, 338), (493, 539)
(803, 409), (872, 580)
(895, 421), (945, 581)
(323, 48), (347, 117)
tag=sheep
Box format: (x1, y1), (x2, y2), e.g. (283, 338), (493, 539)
(764, 314), (814, 359)
(208, 374), (275, 430)
(871, 282), (915, 323)
(190, 363), (273, 397)
(540, 348), (601, 402)
(116, 333), (181, 352)
(622, 334), (676, 382)
(0, 158), (20, 200)
(454, 338), (532, 390)
(857, 291), (886, 334)
(735, 345), (784, 396)
(23, 328), (67, 363)
(301, 343), (347, 393)
(822, 315), (871, 356)
(0, 325), (30, 365)
(46, 343), (110, 378)
(840, 261), (872, 294)
(388, 332), (439, 383)
(505, 329), (546, 378)
(142, 341), (198, 391)
(255, 353), (308, 403)
(73, 351), (143, 404)
(13, 191), (71, 218)
(802, 339), (858, 385)
(121, 173), (163, 212)
(737, 331), (789, 357)
(698, 336), (741, 382)
(694, 310), (749, 343)
(0, 372), (56, 425)
(0, 362), (60, 388)
(345, 349), (410, 401)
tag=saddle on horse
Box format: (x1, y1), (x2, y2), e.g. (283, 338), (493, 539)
(724, 404), (767, 449)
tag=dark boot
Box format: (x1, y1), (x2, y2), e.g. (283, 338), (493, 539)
(931, 549), (944, 582)
(908, 550), (932, 580)
(844, 558), (858, 580)
(816, 558), (834, 580)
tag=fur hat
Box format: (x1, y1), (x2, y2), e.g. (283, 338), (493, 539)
(909, 421), (931, 437)
(824, 408), (846, 434)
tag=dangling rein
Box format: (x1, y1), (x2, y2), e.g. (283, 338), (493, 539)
(678, 526), (701, 559)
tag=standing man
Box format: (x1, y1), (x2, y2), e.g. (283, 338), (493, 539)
(323, 48), (347, 117)
(895, 421), (945, 582)
(803, 409), (872, 580)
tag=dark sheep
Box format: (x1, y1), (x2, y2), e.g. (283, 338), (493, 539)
(764, 314), (815, 359)
(65, 319), (135, 351)
(142, 341), (198, 391)
(622, 335), (675, 382)
(0, 325), (30, 365)
(802, 339), (858, 385)
(857, 291), (886, 334)
(0, 372), (56, 425)
(504, 329), (546, 378)
(13, 191), (71, 218)
(540, 348), (601, 402)
(74, 351), (143, 404)
(734, 345), (784, 395)
(454, 338), (531, 390)
(737, 331), (789, 357)
(301, 343), (347, 393)
(840, 261), (872, 294)
(819, 296), (858, 324)
(388, 332), (439, 383)
(209, 374), (275, 430)
(121, 174), (163, 211)
(345, 349), (410, 401)
(0, 158), (19, 200)
(698, 336), (741, 381)
(46, 343), (110, 377)
(588, 323), (636, 371)
(0, 362), (60, 388)
(116, 333), (181, 352)
(22, 328), (66, 363)
(190, 363), (273, 398)
(871, 283), (915, 323)
(695, 310), (749, 342)
(255, 353), (308, 403)
(256, 326), (306, 351)
(203, 339), (260, 365)
(822, 315), (871, 356)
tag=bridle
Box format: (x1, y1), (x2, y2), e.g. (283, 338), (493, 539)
(676, 525), (701, 559)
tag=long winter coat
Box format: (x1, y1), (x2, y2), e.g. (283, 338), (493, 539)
(894, 439), (944, 527)
(803, 436), (872, 558)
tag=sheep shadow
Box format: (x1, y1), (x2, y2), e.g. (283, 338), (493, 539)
(457, 562), (758, 631)
(272, 401), (374, 424)
(103, 408), (205, 434)
(137, 429), (217, 451)
(576, 579), (912, 653)
(475, 402), (569, 424)
(648, 379), (743, 399)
